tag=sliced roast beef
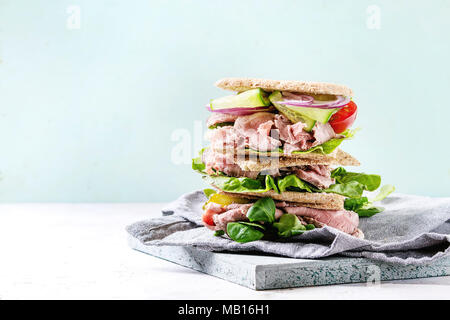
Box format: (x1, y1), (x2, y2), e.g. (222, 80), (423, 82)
(247, 133), (281, 151)
(202, 148), (259, 179)
(206, 126), (247, 151)
(283, 142), (303, 154)
(281, 206), (359, 235)
(234, 112), (275, 135)
(212, 203), (252, 231)
(311, 122), (339, 146)
(257, 120), (274, 136)
(294, 165), (334, 189)
(234, 112), (281, 151)
(204, 200), (359, 236)
(207, 111), (340, 154)
(274, 114), (313, 146)
(206, 113), (240, 128)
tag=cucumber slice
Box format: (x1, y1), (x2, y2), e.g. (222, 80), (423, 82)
(269, 91), (316, 131)
(210, 88), (270, 110)
(286, 105), (337, 124)
(269, 91), (338, 125)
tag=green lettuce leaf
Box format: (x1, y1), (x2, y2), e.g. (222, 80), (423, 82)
(324, 167), (382, 198)
(192, 148), (207, 173)
(344, 196), (369, 211)
(371, 184), (395, 202)
(324, 180), (366, 198)
(331, 167), (381, 192)
(203, 188), (217, 199)
(208, 122), (234, 129)
(277, 174), (315, 193)
(202, 174), (278, 193)
(192, 156), (206, 172)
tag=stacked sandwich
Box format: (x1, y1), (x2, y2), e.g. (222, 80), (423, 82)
(193, 78), (393, 243)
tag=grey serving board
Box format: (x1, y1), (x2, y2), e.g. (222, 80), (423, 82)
(128, 235), (450, 290)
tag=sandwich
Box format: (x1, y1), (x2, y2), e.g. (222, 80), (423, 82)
(192, 77), (394, 243)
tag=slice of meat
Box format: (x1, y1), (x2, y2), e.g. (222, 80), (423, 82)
(226, 203), (253, 210)
(294, 165), (335, 189)
(202, 148), (259, 179)
(311, 122), (338, 146)
(203, 202), (227, 230)
(213, 203), (252, 231)
(275, 208), (284, 220)
(234, 112), (276, 135)
(206, 113), (240, 128)
(234, 112), (280, 151)
(247, 133), (282, 151)
(281, 206), (359, 235)
(283, 142), (302, 154)
(206, 126), (247, 151)
(257, 120), (274, 136)
(274, 114), (314, 152)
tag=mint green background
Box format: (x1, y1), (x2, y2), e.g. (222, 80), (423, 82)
(0, 0), (449, 202)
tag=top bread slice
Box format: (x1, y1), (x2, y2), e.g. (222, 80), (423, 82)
(215, 77), (353, 97)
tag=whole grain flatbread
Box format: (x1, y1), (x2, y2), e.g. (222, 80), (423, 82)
(215, 77), (353, 97)
(235, 149), (360, 171)
(210, 147), (360, 169)
(218, 189), (345, 210)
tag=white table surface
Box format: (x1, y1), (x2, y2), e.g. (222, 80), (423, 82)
(0, 203), (449, 300)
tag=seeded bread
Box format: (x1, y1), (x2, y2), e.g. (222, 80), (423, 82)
(215, 77), (353, 97)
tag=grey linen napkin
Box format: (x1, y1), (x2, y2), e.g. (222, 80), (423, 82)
(126, 190), (450, 265)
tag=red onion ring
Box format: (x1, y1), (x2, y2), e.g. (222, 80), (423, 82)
(279, 95), (351, 109)
(280, 92), (314, 106)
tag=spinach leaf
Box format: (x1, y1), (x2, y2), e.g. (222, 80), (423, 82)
(273, 214), (306, 237)
(355, 206), (384, 217)
(344, 185), (395, 217)
(246, 197), (276, 223)
(237, 221), (266, 231)
(226, 222), (264, 243)
(214, 230), (225, 236)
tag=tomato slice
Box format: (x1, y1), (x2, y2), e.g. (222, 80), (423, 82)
(202, 211), (216, 226)
(329, 101), (358, 134)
